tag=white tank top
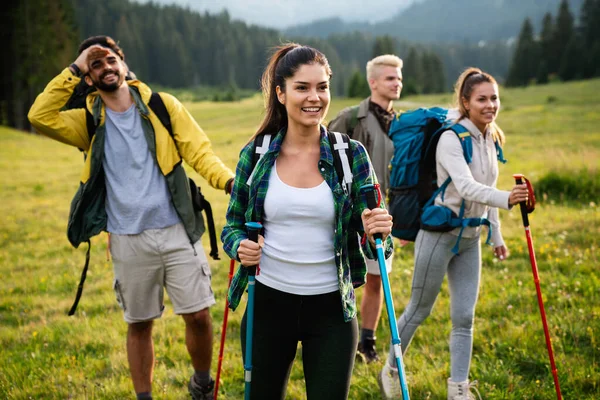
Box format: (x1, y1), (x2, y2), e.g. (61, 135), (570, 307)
(257, 162), (338, 295)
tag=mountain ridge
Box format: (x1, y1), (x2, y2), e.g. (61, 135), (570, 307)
(284, 0), (584, 42)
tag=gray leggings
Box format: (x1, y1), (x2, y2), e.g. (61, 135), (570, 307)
(387, 230), (481, 382)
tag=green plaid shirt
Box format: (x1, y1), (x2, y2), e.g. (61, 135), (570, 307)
(221, 126), (393, 322)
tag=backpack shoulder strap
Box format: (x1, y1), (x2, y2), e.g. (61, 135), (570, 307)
(328, 131), (354, 195)
(148, 92), (221, 260)
(447, 123), (508, 164)
(494, 140), (507, 164)
(148, 92), (173, 137)
(247, 133), (272, 186)
(446, 123), (473, 164)
(85, 108), (96, 145)
(85, 91), (173, 143)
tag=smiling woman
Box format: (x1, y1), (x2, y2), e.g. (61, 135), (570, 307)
(221, 43), (394, 400)
(380, 67), (531, 400)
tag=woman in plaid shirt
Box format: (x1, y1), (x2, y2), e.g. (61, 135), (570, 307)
(221, 43), (393, 399)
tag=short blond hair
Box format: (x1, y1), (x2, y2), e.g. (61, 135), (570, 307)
(366, 55), (403, 80)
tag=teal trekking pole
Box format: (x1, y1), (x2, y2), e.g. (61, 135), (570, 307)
(244, 222), (262, 400)
(360, 184), (410, 400)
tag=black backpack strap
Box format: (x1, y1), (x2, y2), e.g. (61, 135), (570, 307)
(147, 92), (219, 260)
(68, 240), (91, 316)
(85, 108), (97, 152)
(203, 200), (220, 260)
(148, 92), (173, 136)
(84, 92), (170, 143)
(188, 178), (220, 260)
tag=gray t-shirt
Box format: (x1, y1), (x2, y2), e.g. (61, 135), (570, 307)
(103, 104), (180, 234)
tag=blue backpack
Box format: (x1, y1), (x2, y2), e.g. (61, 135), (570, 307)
(387, 107), (506, 253)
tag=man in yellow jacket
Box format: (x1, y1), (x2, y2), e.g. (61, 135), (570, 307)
(28, 36), (234, 400)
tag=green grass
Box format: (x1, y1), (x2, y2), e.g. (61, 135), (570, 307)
(1, 78), (599, 399)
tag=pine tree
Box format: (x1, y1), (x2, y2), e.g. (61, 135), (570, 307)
(558, 35), (583, 81)
(506, 18), (539, 86)
(586, 41), (600, 77)
(580, 0), (600, 77)
(6, 0), (78, 130)
(551, 0), (575, 75)
(372, 35), (396, 58)
(536, 61), (549, 84)
(402, 47), (422, 95)
(580, 0), (600, 46)
(429, 51), (446, 93)
(538, 12), (554, 80)
(347, 70), (370, 98)
(421, 51), (445, 94)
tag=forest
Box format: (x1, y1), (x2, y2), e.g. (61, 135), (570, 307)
(2, 0), (598, 131)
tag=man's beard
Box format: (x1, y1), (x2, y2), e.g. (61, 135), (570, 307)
(90, 70), (123, 92)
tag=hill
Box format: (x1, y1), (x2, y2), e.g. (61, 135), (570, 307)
(285, 0), (585, 42)
(0, 79), (598, 398)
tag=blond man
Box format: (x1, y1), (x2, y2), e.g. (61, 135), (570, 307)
(328, 54), (403, 363)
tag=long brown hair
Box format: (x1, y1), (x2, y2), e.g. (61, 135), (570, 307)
(249, 43), (332, 143)
(453, 67), (505, 145)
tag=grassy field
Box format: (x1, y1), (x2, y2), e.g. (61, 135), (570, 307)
(1, 79), (599, 399)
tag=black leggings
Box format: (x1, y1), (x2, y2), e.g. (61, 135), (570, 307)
(241, 281), (358, 400)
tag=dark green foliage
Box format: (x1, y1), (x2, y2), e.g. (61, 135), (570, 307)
(552, 0), (576, 67)
(2, 0), (78, 130)
(535, 169), (600, 204)
(283, 0), (585, 43)
(420, 51), (445, 94)
(346, 70), (370, 98)
(69, 0), (491, 97)
(72, 1), (280, 92)
(401, 47), (422, 95)
(10, 0), (599, 132)
(506, 19), (539, 86)
(580, 0), (600, 78)
(583, 41), (600, 78)
(580, 0), (600, 45)
(558, 35), (583, 81)
(372, 35), (396, 58)
(508, 0), (600, 86)
(538, 13), (554, 79)
(536, 61), (550, 84)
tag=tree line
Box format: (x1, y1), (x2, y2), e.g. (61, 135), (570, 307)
(507, 0), (600, 86)
(5, 0), (516, 131)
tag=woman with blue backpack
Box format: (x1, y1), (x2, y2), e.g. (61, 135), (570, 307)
(221, 43), (393, 399)
(379, 67), (529, 400)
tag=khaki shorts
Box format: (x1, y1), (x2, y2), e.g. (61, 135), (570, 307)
(365, 254), (393, 275)
(110, 223), (215, 323)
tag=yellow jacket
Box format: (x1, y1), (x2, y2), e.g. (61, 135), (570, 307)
(28, 68), (234, 247)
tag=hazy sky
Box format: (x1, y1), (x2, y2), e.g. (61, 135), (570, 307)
(135, 0), (416, 29)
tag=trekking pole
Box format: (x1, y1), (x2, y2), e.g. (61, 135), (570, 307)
(360, 184), (410, 400)
(214, 258), (236, 400)
(244, 222), (262, 400)
(513, 174), (562, 400)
